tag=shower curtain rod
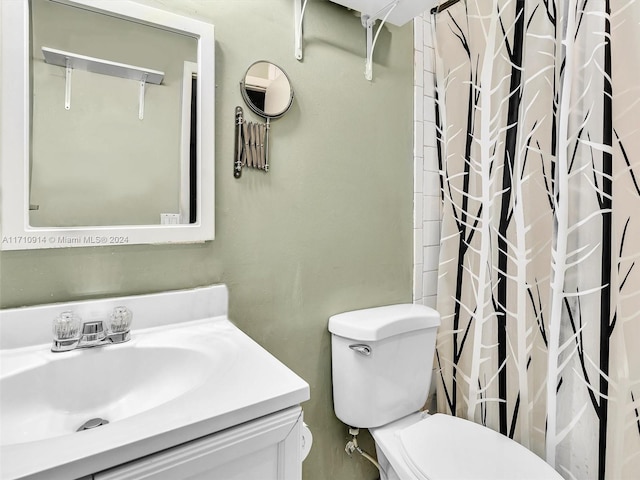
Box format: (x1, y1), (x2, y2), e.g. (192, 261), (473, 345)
(430, 0), (463, 15)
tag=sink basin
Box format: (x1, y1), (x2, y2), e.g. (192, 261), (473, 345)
(1, 341), (220, 446)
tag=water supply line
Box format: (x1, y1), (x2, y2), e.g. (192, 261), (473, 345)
(344, 428), (387, 480)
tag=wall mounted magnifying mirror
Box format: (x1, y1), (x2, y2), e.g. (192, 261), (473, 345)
(0, 0), (215, 250)
(234, 61), (293, 178)
(240, 62), (294, 119)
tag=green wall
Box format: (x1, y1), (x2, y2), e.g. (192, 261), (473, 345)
(0, 1), (414, 479)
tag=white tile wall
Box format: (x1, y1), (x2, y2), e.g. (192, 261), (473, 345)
(413, 14), (440, 307)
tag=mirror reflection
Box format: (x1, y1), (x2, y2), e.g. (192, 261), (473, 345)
(240, 62), (294, 118)
(29, 0), (198, 227)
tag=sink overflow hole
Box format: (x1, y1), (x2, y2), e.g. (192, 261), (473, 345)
(77, 417), (109, 432)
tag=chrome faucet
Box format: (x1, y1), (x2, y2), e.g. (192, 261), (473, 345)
(52, 307), (132, 352)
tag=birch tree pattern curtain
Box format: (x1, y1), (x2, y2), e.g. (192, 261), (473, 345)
(433, 1), (640, 478)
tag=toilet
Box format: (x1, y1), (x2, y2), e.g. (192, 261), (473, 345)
(328, 304), (562, 480)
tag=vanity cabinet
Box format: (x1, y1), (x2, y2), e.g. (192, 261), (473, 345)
(94, 407), (303, 480)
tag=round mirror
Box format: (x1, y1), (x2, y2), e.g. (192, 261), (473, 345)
(240, 61), (293, 119)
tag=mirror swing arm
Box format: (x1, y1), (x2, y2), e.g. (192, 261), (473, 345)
(233, 106), (270, 179)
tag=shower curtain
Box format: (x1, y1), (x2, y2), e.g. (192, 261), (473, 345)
(432, 1), (640, 478)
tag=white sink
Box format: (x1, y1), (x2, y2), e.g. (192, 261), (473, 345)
(0, 285), (310, 480)
(1, 339), (227, 446)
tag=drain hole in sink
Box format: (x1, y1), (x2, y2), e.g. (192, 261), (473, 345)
(76, 417), (109, 432)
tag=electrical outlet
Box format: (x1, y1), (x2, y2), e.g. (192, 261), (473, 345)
(160, 213), (181, 225)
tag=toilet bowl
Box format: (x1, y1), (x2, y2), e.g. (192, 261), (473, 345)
(371, 411), (561, 480)
(329, 304), (562, 480)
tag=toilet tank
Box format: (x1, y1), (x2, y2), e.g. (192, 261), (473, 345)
(329, 304), (440, 428)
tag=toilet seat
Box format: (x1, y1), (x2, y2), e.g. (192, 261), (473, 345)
(397, 414), (562, 480)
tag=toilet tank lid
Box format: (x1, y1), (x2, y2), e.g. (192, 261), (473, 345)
(328, 304), (440, 341)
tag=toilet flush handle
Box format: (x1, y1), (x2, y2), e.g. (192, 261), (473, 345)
(349, 344), (372, 356)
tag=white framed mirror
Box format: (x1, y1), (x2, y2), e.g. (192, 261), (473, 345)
(0, 0), (215, 250)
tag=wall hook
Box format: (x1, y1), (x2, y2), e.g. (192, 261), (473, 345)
(234, 106), (244, 178)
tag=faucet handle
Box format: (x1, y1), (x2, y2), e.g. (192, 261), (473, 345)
(52, 311), (81, 341)
(52, 311), (81, 352)
(109, 306), (132, 334)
